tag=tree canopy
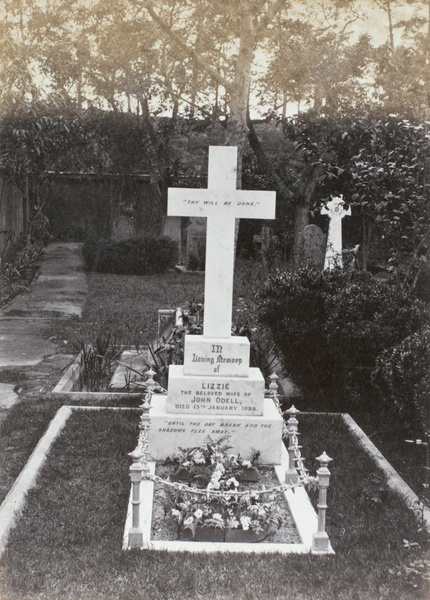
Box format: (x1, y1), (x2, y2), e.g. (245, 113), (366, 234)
(1, 0), (429, 120)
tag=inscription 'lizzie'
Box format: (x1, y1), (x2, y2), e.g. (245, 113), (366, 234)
(202, 382), (230, 390)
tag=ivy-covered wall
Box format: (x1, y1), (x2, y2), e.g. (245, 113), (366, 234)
(0, 176), (27, 253)
(45, 174), (157, 241)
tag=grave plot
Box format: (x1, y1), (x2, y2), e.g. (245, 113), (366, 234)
(52, 347), (150, 399)
(48, 145), (335, 555)
(123, 392), (334, 554)
(122, 146), (334, 555)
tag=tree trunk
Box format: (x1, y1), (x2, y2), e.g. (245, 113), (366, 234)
(282, 92), (287, 118)
(246, 112), (293, 204)
(387, 0), (394, 49)
(137, 95), (168, 233)
(172, 96), (179, 120)
(427, 0), (430, 61)
(190, 26), (203, 119)
(225, 10), (256, 252)
(77, 71), (83, 110)
(313, 84), (324, 114)
(225, 11), (255, 185)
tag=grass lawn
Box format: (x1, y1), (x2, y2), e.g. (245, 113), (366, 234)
(57, 270), (206, 348)
(0, 409), (428, 600)
(53, 258), (264, 348)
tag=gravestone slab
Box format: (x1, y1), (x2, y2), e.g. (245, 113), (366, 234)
(109, 349), (149, 392)
(162, 216), (182, 249)
(148, 394), (283, 464)
(112, 215), (135, 242)
(186, 218), (206, 258)
(297, 225), (326, 270)
(167, 365), (265, 415)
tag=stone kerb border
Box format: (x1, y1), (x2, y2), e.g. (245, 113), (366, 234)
(342, 414), (430, 534)
(53, 308), (184, 400)
(0, 406), (72, 556)
(273, 376), (430, 536)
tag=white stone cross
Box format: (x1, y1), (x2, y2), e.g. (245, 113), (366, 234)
(168, 146), (276, 338)
(321, 196), (351, 271)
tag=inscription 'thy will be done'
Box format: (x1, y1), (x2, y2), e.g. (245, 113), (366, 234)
(184, 198), (261, 208)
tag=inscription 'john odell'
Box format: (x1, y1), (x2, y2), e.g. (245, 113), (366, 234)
(192, 354), (243, 366)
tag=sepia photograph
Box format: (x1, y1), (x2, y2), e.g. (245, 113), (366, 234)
(0, 1), (429, 599)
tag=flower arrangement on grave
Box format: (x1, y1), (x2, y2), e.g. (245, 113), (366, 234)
(163, 437), (283, 541)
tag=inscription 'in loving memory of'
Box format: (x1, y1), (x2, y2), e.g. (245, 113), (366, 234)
(192, 354), (243, 366)
(191, 344), (244, 367)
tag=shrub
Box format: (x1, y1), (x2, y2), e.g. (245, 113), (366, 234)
(372, 326), (430, 434)
(257, 267), (428, 409)
(233, 258), (279, 380)
(82, 236), (178, 275)
(0, 233), (44, 305)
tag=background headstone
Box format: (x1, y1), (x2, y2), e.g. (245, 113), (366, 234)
(112, 215), (136, 242)
(162, 216), (182, 257)
(296, 224), (326, 270)
(186, 217), (206, 265)
(321, 196), (351, 270)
